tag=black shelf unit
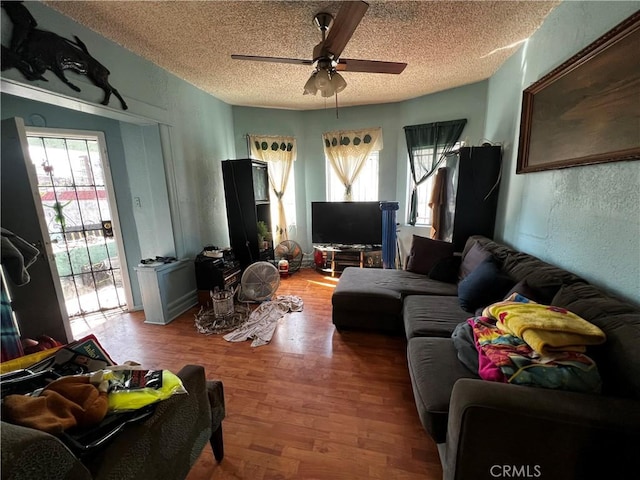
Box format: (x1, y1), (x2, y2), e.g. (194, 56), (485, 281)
(221, 159), (274, 270)
(450, 145), (502, 251)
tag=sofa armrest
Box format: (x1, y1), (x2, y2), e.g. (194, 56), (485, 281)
(86, 365), (213, 480)
(1, 421), (92, 480)
(445, 378), (640, 480)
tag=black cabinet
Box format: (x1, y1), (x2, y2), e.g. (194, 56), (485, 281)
(451, 145), (502, 251)
(221, 159), (274, 269)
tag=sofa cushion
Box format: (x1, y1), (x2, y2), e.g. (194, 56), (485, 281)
(585, 312), (640, 400)
(459, 241), (492, 279)
(403, 295), (470, 339)
(332, 282), (402, 316)
(428, 255), (461, 284)
(551, 283), (640, 400)
(457, 258), (514, 313)
(505, 279), (559, 305)
(462, 235), (513, 264)
(332, 308), (404, 334)
(332, 268), (458, 311)
(407, 337), (479, 443)
(332, 267), (458, 333)
(551, 282), (638, 323)
(406, 236), (455, 275)
(501, 253), (583, 287)
(464, 235), (583, 288)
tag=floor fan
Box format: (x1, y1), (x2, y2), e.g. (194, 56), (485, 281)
(237, 261), (280, 302)
(274, 240), (304, 273)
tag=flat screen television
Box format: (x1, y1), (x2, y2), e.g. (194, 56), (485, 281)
(312, 201), (382, 246)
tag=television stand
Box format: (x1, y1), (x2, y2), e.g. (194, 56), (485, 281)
(313, 245), (382, 276)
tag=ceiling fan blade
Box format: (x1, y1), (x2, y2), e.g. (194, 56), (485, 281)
(231, 55), (313, 66)
(322, 1), (369, 59)
(336, 59), (407, 74)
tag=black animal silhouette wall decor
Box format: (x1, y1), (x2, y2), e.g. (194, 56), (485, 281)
(1, 1), (128, 110)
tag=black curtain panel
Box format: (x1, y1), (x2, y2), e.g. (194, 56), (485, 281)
(404, 119), (467, 225)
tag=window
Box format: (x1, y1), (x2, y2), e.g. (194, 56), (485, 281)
(408, 143), (459, 225)
(327, 151), (379, 202)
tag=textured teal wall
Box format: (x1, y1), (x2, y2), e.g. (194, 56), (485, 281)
(486, 1), (640, 302)
(233, 81), (489, 252)
(1, 2), (236, 308)
(1, 2), (236, 255)
(4, 1), (636, 304)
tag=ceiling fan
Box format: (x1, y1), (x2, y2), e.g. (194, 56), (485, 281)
(231, 1), (407, 98)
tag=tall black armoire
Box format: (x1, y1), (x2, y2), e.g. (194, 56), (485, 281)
(221, 159), (274, 269)
(448, 145), (502, 251)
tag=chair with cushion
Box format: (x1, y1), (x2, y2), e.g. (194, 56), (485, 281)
(1, 365), (225, 480)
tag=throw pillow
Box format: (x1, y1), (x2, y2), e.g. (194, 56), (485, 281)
(458, 257), (515, 313)
(406, 235), (455, 275)
(428, 255), (461, 284)
(505, 279), (559, 305)
(458, 241), (492, 280)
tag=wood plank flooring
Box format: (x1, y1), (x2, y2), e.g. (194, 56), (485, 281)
(71, 268), (443, 479)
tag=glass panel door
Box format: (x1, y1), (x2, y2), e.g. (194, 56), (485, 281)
(26, 132), (127, 317)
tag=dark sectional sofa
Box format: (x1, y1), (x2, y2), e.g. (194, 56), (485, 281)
(332, 235), (640, 480)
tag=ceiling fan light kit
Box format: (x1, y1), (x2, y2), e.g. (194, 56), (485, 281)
(232, 1), (407, 99)
(305, 67), (347, 97)
(303, 72), (318, 95)
(314, 68), (331, 90)
(330, 71), (347, 93)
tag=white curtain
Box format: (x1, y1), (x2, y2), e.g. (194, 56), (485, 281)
(249, 135), (296, 244)
(322, 127), (383, 201)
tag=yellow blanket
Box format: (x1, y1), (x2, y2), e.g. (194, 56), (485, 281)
(486, 302), (606, 355)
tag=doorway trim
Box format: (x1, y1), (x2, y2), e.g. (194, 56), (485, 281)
(3, 77), (186, 261)
(24, 126), (135, 312)
(1, 78), (165, 126)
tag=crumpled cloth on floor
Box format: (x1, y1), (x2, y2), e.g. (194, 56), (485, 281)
(223, 295), (303, 347)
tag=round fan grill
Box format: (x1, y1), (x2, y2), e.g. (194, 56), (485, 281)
(238, 261), (280, 302)
(274, 240), (303, 273)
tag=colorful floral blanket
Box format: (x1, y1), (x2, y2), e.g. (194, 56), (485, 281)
(470, 317), (602, 393)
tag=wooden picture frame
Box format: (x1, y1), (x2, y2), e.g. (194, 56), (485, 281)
(516, 12), (640, 173)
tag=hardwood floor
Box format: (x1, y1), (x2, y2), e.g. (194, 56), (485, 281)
(71, 268), (443, 479)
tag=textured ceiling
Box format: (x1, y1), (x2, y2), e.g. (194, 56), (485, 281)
(43, 0), (560, 111)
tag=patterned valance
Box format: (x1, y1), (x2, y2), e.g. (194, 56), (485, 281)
(322, 127), (383, 152)
(250, 135), (296, 158)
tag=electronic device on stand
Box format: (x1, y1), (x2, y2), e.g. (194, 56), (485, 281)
(194, 247), (241, 307)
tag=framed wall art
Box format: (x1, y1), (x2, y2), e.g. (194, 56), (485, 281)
(516, 12), (640, 173)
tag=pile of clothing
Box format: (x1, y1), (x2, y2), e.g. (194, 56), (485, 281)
(453, 293), (606, 393)
(1, 366), (186, 458)
(2, 374), (109, 434)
